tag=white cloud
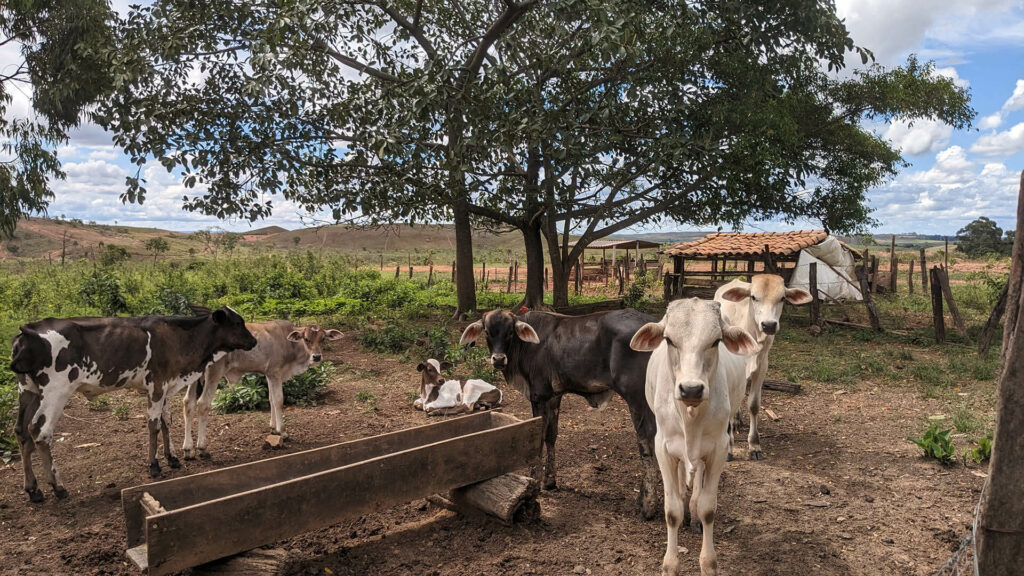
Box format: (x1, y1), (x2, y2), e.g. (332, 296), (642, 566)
(1002, 78), (1024, 112)
(934, 66), (970, 88)
(970, 122), (1024, 156)
(978, 113), (1004, 130)
(884, 119), (953, 155)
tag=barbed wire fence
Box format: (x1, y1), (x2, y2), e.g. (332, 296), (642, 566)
(935, 479), (988, 576)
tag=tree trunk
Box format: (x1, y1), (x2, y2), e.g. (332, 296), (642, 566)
(452, 193), (477, 319)
(521, 221), (546, 309)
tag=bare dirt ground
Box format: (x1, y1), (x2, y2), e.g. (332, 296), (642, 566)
(0, 337), (986, 576)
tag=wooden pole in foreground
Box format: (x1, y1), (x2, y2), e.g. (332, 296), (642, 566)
(920, 248), (928, 291)
(908, 259), (915, 295)
(977, 169), (1024, 572)
(856, 265), (882, 331)
(978, 282), (1009, 355)
(889, 235), (897, 293)
(930, 267), (945, 344)
(936, 267), (969, 343)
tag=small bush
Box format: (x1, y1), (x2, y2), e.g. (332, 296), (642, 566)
(79, 270), (128, 315)
(624, 271), (654, 308)
(87, 396), (111, 411)
(909, 423), (956, 465)
(359, 325), (418, 354)
(112, 403), (131, 420)
(213, 362), (334, 414)
(0, 362), (17, 453)
(967, 433), (993, 463)
(100, 244), (130, 266)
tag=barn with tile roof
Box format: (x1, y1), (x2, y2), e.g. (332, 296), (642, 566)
(661, 230), (863, 300)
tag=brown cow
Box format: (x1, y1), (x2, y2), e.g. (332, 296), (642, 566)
(182, 319), (341, 458)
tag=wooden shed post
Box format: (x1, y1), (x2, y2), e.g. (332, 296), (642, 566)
(763, 244), (775, 274)
(809, 262), (820, 327)
(746, 260), (754, 281)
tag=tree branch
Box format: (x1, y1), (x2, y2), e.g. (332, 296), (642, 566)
(373, 1), (437, 59)
(312, 39), (399, 82)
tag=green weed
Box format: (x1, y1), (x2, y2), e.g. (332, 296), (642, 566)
(112, 403), (131, 420)
(966, 433), (993, 463)
(213, 362), (334, 414)
(952, 408), (983, 434)
(908, 423), (956, 465)
(355, 390), (379, 412)
(87, 396), (111, 411)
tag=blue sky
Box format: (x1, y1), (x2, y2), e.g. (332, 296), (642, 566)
(4, 0), (1024, 235)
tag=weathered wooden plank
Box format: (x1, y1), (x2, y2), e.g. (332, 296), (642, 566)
(126, 545), (147, 571)
(123, 410), (499, 548)
(141, 415), (542, 575)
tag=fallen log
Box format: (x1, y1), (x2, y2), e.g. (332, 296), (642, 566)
(763, 380), (802, 394)
(191, 548), (293, 576)
(429, 473), (540, 525)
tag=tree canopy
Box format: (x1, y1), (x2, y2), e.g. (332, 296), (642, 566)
(957, 217), (1013, 257)
(0, 0), (117, 238)
(91, 0), (974, 310)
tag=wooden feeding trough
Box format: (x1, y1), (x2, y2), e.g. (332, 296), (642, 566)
(123, 411), (541, 575)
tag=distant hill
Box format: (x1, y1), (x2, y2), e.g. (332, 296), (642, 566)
(613, 231), (710, 244)
(244, 225), (289, 236)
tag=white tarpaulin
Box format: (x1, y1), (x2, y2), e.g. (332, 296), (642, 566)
(788, 236), (863, 301)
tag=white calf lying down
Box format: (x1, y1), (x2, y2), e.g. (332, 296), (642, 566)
(414, 359), (502, 416)
(631, 298), (759, 576)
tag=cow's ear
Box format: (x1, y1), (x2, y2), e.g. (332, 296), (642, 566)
(325, 329), (343, 340)
(416, 363), (426, 372)
(212, 309), (228, 324)
(630, 322), (664, 352)
(287, 330), (304, 342)
(514, 321), (540, 344)
(189, 305), (212, 317)
(785, 287), (813, 306)
(440, 361), (453, 371)
(721, 326), (759, 356)
(721, 283), (751, 302)
(459, 320), (485, 345)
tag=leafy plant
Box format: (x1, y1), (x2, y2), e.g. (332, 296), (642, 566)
(909, 423), (956, 465)
(213, 362), (335, 414)
(355, 390), (378, 413)
(79, 269), (127, 315)
(0, 361), (17, 452)
(100, 244), (130, 266)
(624, 271), (654, 308)
(87, 396), (110, 411)
(358, 325), (418, 354)
(967, 433), (993, 463)
(112, 403), (131, 420)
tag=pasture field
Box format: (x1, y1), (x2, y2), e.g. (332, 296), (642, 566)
(0, 241), (1005, 575)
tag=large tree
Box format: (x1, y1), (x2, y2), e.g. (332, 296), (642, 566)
(97, 0), (972, 311)
(0, 0), (117, 238)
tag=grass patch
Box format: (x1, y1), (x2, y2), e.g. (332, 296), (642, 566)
(952, 408), (983, 434)
(355, 390), (379, 412)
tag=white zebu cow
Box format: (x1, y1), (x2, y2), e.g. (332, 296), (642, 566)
(715, 274), (811, 460)
(631, 298), (758, 576)
(414, 359), (502, 416)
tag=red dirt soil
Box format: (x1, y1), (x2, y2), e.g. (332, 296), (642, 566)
(0, 337), (984, 576)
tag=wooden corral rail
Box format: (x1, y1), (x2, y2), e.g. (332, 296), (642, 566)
(123, 411), (541, 576)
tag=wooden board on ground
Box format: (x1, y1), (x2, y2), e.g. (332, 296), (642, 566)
(764, 380), (802, 394)
(123, 411), (541, 576)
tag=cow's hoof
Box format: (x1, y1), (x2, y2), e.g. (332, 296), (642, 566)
(726, 452), (734, 462)
(199, 450), (212, 460)
(183, 448), (195, 460)
(167, 456), (181, 469)
(749, 449), (764, 461)
(53, 486), (69, 499)
(661, 556), (680, 576)
(26, 488), (45, 503)
(149, 462), (162, 478)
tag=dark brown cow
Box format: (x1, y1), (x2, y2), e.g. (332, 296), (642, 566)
(459, 308), (660, 519)
(9, 307), (256, 502)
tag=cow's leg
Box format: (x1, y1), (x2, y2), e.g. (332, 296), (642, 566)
(146, 398), (164, 477)
(30, 385), (76, 499)
(540, 395), (562, 490)
(195, 370), (223, 458)
(697, 450), (726, 576)
(655, 440), (683, 576)
(626, 399), (660, 519)
(182, 379), (198, 459)
(267, 377), (287, 438)
(161, 400), (180, 469)
(684, 457), (700, 532)
(16, 389), (43, 502)
(747, 362), (769, 460)
(726, 419), (735, 462)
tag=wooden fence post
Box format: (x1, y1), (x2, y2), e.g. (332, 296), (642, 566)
(930, 267), (944, 344)
(978, 282), (1009, 355)
(856, 265), (882, 331)
(944, 237), (949, 269)
(908, 259), (915, 295)
(936, 267), (969, 343)
(427, 264), (434, 287)
(870, 255), (879, 294)
(544, 267), (549, 290)
(977, 169), (1024, 572)
(380, 254), (384, 271)
(809, 262), (820, 328)
(763, 245), (775, 274)
(481, 262), (486, 284)
(506, 265), (513, 293)
(889, 235), (898, 293)
(395, 266), (400, 280)
(746, 260), (754, 281)
(920, 248), (928, 291)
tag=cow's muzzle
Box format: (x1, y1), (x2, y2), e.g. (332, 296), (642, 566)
(677, 383), (705, 406)
(760, 321), (779, 335)
(312, 354), (322, 362)
(490, 354), (507, 368)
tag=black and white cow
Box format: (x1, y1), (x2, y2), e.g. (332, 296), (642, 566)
(459, 308), (660, 519)
(9, 307), (256, 502)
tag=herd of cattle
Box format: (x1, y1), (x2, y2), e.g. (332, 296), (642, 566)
(8, 273), (809, 576)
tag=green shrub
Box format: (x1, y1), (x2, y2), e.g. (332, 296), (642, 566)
(359, 325), (418, 353)
(213, 362), (335, 414)
(967, 433), (993, 463)
(112, 403), (131, 420)
(0, 361), (17, 453)
(79, 270), (128, 315)
(909, 423), (956, 465)
(100, 244), (130, 266)
(624, 271), (654, 308)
